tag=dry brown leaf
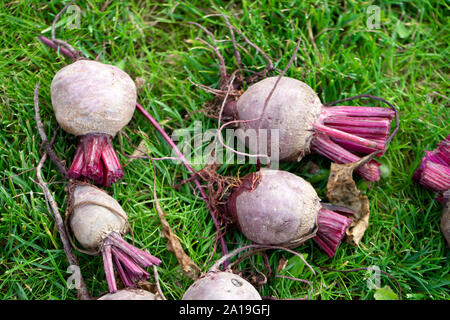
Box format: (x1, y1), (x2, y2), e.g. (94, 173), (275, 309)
(135, 77), (146, 92)
(153, 184), (201, 280)
(275, 255), (288, 274)
(326, 154), (374, 246)
(123, 139), (150, 167)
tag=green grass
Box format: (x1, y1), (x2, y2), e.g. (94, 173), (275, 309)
(0, 0), (449, 300)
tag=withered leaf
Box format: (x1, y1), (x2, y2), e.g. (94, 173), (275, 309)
(122, 139), (150, 167)
(153, 184), (201, 280)
(326, 154), (374, 246)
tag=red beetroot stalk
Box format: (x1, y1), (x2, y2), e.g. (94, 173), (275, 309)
(313, 208), (353, 258)
(324, 106), (395, 118)
(310, 99), (396, 183)
(101, 233), (160, 292)
(108, 231), (161, 267)
(69, 134), (123, 187)
(414, 135), (450, 202)
(102, 244), (116, 292)
(420, 162), (450, 192)
(311, 134), (381, 182)
(111, 246), (149, 281)
(39, 36), (136, 187)
(331, 137), (379, 155)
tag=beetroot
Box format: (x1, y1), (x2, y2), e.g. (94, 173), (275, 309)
(226, 169), (353, 257)
(68, 184), (161, 292)
(98, 288), (159, 300)
(231, 76), (396, 182)
(182, 271), (262, 300)
(49, 59), (137, 186)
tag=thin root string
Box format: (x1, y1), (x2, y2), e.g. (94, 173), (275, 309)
(188, 21), (228, 83)
(221, 13), (243, 76)
(50, 0), (82, 61)
(35, 153), (91, 300)
(275, 275), (313, 300)
(210, 244), (315, 276)
(229, 24), (274, 73)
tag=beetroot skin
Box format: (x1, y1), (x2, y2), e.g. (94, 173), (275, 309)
(234, 76), (396, 182)
(98, 288), (159, 300)
(226, 169), (352, 257)
(182, 271), (262, 300)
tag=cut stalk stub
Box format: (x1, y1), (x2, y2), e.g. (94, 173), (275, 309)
(67, 183), (161, 292)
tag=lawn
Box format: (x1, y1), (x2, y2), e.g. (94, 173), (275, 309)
(0, 0), (448, 300)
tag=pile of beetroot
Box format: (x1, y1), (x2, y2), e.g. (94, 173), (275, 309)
(31, 4), (448, 301)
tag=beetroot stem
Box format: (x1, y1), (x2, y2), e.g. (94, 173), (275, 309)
(313, 208), (353, 258)
(324, 106), (395, 118)
(68, 133), (124, 187)
(420, 162), (450, 192)
(314, 124), (384, 150)
(101, 232), (160, 292)
(101, 244), (117, 293)
(311, 134), (381, 182)
(107, 232), (161, 267)
(112, 254), (134, 287)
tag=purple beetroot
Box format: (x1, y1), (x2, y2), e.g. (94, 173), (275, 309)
(225, 168), (353, 257)
(229, 77), (396, 182)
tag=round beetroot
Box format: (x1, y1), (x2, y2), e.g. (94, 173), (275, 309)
(226, 169), (352, 257)
(49, 59), (137, 186)
(70, 184), (128, 250)
(51, 60), (136, 138)
(231, 76), (397, 182)
(182, 271), (261, 300)
(227, 168), (320, 245)
(98, 288), (159, 300)
(236, 77), (322, 161)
